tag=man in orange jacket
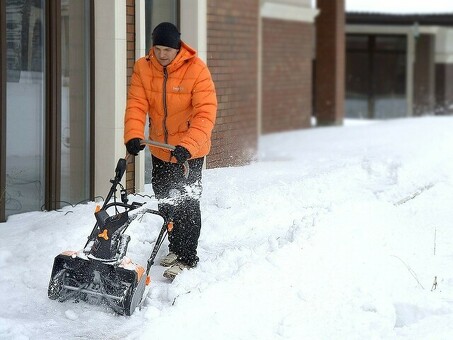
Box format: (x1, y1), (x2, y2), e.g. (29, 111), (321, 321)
(124, 22), (217, 280)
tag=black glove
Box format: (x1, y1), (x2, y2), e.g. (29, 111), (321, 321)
(171, 145), (191, 164)
(125, 138), (145, 156)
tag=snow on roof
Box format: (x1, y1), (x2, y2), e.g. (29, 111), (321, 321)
(345, 0), (453, 15)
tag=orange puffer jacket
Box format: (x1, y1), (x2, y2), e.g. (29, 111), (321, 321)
(124, 41), (217, 162)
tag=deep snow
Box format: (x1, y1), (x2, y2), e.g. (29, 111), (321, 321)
(1, 116), (453, 339)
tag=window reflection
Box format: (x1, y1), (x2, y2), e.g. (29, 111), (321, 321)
(144, 0), (178, 184)
(5, 0), (45, 215)
(5, 0), (91, 217)
(60, 0), (90, 204)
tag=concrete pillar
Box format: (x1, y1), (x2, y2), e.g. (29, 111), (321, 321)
(94, 0), (127, 198)
(434, 27), (453, 115)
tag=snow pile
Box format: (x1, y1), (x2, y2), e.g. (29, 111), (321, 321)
(1, 116), (453, 339)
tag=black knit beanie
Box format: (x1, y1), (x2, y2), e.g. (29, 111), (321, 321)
(152, 22), (181, 49)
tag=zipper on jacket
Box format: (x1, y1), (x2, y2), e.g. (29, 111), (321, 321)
(163, 67), (169, 145)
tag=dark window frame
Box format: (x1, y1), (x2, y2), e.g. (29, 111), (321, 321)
(90, 0), (95, 202)
(1, 0), (6, 221)
(45, 0), (62, 210)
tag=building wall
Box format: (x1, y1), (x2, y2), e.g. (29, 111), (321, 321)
(315, 0), (345, 125)
(206, 0), (259, 168)
(261, 18), (313, 134)
(126, 0), (135, 86)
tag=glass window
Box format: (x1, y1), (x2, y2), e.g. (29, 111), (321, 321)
(345, 34), (407, 119)
(375, 35), (406, 52)
(6, 0), (45, 216)
(4, 0), (91, 218)
(145, 0), (179, 50)
(345, 51), (370, 118)
(144, 0), (179, 184)
(60, 0), (90, 204)
(346, 34), (368, 51)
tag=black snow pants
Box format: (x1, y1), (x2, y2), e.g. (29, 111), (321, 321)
(151, 155), (204, 267)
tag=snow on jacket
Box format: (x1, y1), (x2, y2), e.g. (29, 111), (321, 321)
(124, 41), (217, 162)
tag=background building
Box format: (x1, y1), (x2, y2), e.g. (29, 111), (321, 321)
(1, 0), (452, 222)
(346, 11), (453, 119)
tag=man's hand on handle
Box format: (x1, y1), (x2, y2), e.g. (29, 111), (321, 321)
(125, 138), (145, 156)
(171, 145), (191, 164)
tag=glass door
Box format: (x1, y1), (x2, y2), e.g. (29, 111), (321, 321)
(3, 0), (91, 219)
(5, 0), (45, 215)
(346, 34), (407, 119)
(60, 0), (90, 204)
(144, 0), (179, 184)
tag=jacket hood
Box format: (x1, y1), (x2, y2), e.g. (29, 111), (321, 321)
(148, 41), (197, 73)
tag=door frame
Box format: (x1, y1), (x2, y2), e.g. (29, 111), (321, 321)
(45, 0), (62, 210)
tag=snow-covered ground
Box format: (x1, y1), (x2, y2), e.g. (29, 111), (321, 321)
(345, 0), (453, 14)
(2, 116), (453, 339)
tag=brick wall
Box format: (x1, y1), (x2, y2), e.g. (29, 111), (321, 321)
(126, 0), (135, 192)
(262, 19), (313, 134)
(315, 0), (345, 125)
(206, 0), (259, 168)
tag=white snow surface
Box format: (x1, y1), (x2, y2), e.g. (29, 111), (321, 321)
(345, 0), (453, 14)
(2, 116), (453, 339)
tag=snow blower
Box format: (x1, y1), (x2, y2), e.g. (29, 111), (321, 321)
(47, 140), (188, 315)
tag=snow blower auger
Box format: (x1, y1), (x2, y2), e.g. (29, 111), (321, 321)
(47, 140), (188, 316)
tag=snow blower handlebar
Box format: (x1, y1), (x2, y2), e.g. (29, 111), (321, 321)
(85, 140), (187, 246)
(102, 140), (188, 212)
(101, 158), (127, 210)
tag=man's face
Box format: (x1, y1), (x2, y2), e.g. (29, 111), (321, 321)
(153, 45), (179, 67)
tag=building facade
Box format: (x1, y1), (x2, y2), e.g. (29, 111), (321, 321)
(345, 12), (453, 119)
(0, 0), (342, 221)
